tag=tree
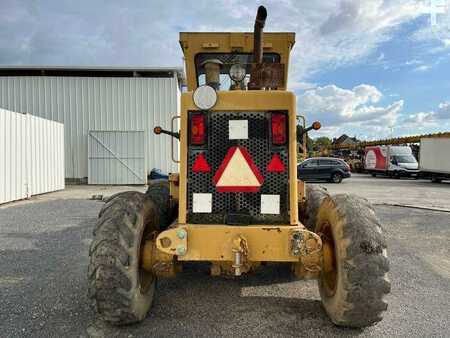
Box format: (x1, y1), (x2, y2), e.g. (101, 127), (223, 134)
(313, 137), (332, 150)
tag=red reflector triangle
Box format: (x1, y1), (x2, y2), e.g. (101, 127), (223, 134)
(267, 154), (285, 172)
(192, 153), (211, 172)
(213, 146), (264, 192)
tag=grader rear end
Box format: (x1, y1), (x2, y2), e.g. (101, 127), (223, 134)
(88, 6), (390, 328)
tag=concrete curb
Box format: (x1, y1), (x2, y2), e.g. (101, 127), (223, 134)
(374, 202), (450, 213)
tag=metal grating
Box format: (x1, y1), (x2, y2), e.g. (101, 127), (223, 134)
(187, 111), (289, 224)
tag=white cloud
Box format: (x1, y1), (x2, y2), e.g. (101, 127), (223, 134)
(319, 0), (420, 35)
(437, 101), (450, 118)
(300, 83), (400, 124)
(289, 0), (423, 79)
(298, 83), (407, 138)
(313, 99), (450, 140)
(402, 101), (450, 127)
(410, 14), (450, 54)
(0, 0), (425, 82)
(413, 64), (432, 72)
(287, 81), (317, 91)
(405, 59), (422, 65)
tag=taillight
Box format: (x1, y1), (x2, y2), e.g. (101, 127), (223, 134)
(190, 114), (206, 145)
(271, 113), (287, 145)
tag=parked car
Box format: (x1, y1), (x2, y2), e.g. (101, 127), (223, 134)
(298, 157), (351, 183)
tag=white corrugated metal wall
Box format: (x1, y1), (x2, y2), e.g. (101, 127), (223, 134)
(28, 114), (65, 195)
(0, 108), (28, 203)
(0, 108), (64, 204)
(0, 75), (179, 181)
(88, 131), (146, 184)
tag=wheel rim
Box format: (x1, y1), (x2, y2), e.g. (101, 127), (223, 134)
(320, 222), (337, 296)
(333, 174), (341, 183)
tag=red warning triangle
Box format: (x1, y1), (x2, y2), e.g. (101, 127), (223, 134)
(192, 153), (211, 172)
(267, 154), (285, 172)
(213, 146), (264, 192)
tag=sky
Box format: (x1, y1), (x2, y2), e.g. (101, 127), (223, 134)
(0, 0), (449, 139)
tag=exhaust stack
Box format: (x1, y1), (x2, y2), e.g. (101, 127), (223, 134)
(249, 6), (267, 90)
(253, 5), (267, 65)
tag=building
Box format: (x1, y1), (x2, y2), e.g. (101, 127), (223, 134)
(0, 66), (183, 184)
(332, 134), (359, 147)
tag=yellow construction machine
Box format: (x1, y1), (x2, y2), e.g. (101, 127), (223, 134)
(89, 6), (390, 328)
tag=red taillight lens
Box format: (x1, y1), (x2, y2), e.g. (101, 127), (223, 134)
(271, 113), (287, 145)
(190, 114), (206, 145)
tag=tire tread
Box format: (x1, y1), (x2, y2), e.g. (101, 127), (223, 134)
(318, 194), (390, 328)
(88, 192), (156, 325)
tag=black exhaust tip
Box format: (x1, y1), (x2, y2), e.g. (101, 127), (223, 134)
(250, 5), (268, 88)
(256, 5), (267, 25)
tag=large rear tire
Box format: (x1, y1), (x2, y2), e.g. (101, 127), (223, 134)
(315, 194), (390, 327)
(89, 181), (172, 325)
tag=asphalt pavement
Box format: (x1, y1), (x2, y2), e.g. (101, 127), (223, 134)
(0, 175), (449, 337)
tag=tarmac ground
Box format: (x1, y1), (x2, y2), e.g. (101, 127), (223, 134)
(0, 174), (449, 337)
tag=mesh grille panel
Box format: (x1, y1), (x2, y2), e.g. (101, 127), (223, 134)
(187, 111), (289, 224)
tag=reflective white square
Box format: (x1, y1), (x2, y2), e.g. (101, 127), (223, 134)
(261, 194), (280, 214)
(193, 193), (212, 213)
(228, 120), (248, 140)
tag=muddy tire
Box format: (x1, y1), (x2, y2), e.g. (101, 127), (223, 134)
(145, 179), (176, 230)
(89, 184), (171, 325)
(315, 194), (390, 328)
(299, 184), (330, 231)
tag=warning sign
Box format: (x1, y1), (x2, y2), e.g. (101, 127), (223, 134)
(213, 146), (264, 192)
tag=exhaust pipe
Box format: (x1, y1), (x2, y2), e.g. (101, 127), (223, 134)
(249, 6), (267, 90)
(253, 6), (267, 64)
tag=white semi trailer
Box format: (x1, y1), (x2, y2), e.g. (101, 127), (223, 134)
(419, 137), (450, 183)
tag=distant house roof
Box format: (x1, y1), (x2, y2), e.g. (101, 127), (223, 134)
(0, 66), (185, 85)
(333, 134), (358, 146)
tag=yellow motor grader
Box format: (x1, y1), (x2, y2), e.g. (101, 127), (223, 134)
(88, 6), (390, 328)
